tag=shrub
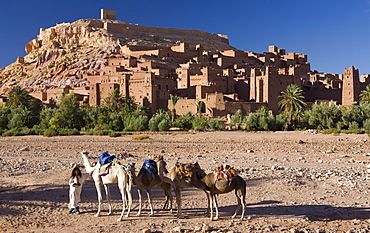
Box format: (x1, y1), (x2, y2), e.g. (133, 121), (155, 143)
(192, 116), (209, 130)
(108, 131), (121, 137)
(148, 111), (171, 131)
(230, 110), (243, 128)
(244, 106), (278, 131)
(174, 112), (194, 130)
(83, 130), (95, 135)
(93, 130), (110, 136)
(2, 127), (37, 136)
(57, 128), (80, 136)
(158, 119), (171, 131)
(124, 115), (148, 131)
(19, 127), (37, 135)
(208, 118), (224, 130)
(364, 118), (370, 134)
(43, 128), (58, 137)
(2, 128), (22, 136)
(321, 128), (340, 135)
(133, 135), (150, 140)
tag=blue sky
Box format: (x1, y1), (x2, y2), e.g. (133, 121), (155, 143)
(1, 0), (370, 74)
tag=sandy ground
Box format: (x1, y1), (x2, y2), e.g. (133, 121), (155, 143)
(1, 131), (370, 233)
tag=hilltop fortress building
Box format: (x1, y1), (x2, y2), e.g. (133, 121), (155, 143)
(24, 10), (370, 117)
(79, 43), (370, 117)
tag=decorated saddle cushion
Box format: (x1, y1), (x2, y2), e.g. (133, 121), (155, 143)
(215, 164), (238, 180)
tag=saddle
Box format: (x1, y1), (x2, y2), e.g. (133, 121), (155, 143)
(215, 165), (237, 180)
(99, 162), (113, 176)
(175, 161), (201, 178)
(142, 159), (157, 178)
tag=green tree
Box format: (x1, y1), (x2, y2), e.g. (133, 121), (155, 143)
(305, 102), (342, 129)
(342, 103), (370, 128)
(104, 89), (125, 112)
(6, 86), (32, 109)
(195, 101), (205, 116)
(7, 105), (32, 129)
(245, 106), (280, 131)
(360, 84), (370, 104)
(123, 115), (148, 131)
(170, 94), (180, 123)
(37, 107), (55, 130)
(51, 92), (85, 130)
(174, 112), (194, 130)
(0, 107), (11, 130)
(278, 84), (306, 129)
(148, 110), (171, 131)
(83, 106), (103, 130)
(104, 89), (138, 115)
(230, 109), (243, 129)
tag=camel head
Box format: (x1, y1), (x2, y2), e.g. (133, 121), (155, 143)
(178, 162), (206, 179)
(81, 151), (89, 155)
(127, 162), (136, 171)
(149, 154), (163, 163)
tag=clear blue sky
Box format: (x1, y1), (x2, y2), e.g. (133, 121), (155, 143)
(1, 0), (370, 74)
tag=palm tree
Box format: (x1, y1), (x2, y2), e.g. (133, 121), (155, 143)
(278, 84), (306, 129)
(104, 89), (126, 113)
(170, 94), (180, 123)
(195, 101), (205, 117)
(360, 84), (370, 103)
(6, 86), (32, 109)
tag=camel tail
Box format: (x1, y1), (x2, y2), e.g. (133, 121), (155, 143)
(81, 151), (96, 174)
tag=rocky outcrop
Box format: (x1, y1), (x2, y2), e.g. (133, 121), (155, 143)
(0, 19), (233, 94)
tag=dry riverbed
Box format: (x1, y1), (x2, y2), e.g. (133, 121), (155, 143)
(1, 131), (370, 232)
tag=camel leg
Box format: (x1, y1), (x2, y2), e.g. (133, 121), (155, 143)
(124, 181), (132, 217)
(160, 184), (168, 210)
(95, 182), (103, 217)
(146, 189), (154, 216)
(240, 193), (246, 220)
(232, 191), (242, 219)
(213, 194), (219, 220)
(118, 179), (127, 221)
(209, 193), (214, 220)
(137, 187), (143, 216)
(232, 188), (246, 220)
(204, 191), (210, 217)
(104, 184), (113, 215)
(174, 186), (183, 218)
(240, 195), (246, 220)
(160, 183), (173, 213)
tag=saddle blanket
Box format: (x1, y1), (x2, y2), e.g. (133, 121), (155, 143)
(215, 164), (237, 180)
(142, 159), (157, 178)
(99, 152), (116, 165)
(175, 162), (201, 178)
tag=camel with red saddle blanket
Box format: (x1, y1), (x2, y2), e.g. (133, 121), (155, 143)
(152, 155), (246, 220)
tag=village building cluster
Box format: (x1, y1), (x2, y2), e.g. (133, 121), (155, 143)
(25, 10), (370, 118)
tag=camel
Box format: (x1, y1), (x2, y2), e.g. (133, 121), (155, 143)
(150, 155), (208, 218)
(185, 163), (246, 220)
(81, 151), (132, 221)
(126, 162), (173, 216)
(152, 155), (246, 220)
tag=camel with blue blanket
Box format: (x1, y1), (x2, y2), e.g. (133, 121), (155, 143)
(126, 159), (173, 216)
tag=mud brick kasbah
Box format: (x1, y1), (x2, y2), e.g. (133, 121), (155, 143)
(3, 9), (368, 118)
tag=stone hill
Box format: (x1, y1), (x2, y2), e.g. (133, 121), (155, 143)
(0, 18), (233, 94)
